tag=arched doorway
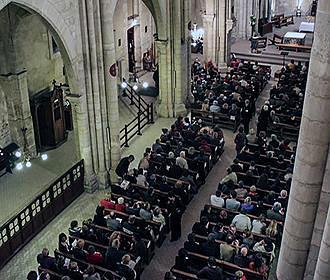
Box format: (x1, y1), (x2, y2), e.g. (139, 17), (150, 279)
(0, 1), (88, 225)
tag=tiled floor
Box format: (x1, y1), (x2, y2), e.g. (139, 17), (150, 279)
(0, 132), (78, 225)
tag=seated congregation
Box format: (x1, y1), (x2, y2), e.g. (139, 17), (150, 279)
(30, 57), (307, 280)
(33, 112), (226, 280)
(166, 59), (306, 280)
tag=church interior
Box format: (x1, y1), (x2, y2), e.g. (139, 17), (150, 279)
(0, 0), (329, 279)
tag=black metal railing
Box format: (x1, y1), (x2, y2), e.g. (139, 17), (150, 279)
(120, 84), (154, 148)
(0, 160), (85, 269)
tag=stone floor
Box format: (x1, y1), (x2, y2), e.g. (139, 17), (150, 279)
(0, 132), (78, 225)
(1, 66), (278, 279)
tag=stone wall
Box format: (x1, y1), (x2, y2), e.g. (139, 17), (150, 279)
(0, 85), (11, 147)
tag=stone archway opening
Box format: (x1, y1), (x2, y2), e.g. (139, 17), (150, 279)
(0, 2), (80, 225)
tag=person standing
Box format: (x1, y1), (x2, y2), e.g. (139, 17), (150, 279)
(115, 155), (135, 178)
(241, 99), (252, 134)
(234, 127), (247, 156)
(170, 207), (183, 242)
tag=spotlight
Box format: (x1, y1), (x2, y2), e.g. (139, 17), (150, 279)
(121, 82), (128, 89)
(15, 151), (22, 158)
(133, 85), (138, 91)
(26, 161), (32, 168)
(16, 162), (23, 170)
(143, 82), (149, 88)
(41, 154), (48, 161)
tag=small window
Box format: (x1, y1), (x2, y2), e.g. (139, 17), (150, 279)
(52, 37), (59, 54)
(145, 26), (148, 33)
(118, 39), (121, 47)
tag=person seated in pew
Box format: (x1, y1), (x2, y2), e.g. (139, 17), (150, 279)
(253, 237), (276, 262)
(246, 128), (257, 144)
(209, 100), (221, 113)
(131, 234), (147, 264)
(39, 272), (51, 280)
(100, 193), (116, 210)
(37, 248), (56, 270)
(284, 167), (293, 182)
(180, 169), (198, 194)
(184, 233), (201, 253)
(221, 167), (238, 185)
(267, 202), (285, 222)
(247, 185), (260, 201)
(230, 270), (247, 280)
(256, 172), (268, 190)
(117, 254), (137, 280)
(143, 187), (158, 205)
(136, 168), (148, 186)
(252, 214), (267, 234)
(105, 211), (122, 231)
(93, 206), (107, 227)
(72, 239), (87, 260)
(152, 206), (166, 226)
(231, 158), (243, 173)
(277, 190), (288, 209)
(58, 233), (72, 254)
(210, 190), (225, 208)
(123, 215), (140, 236)
(115, 197), (126, 213)
(275, 154), (287, 170)
(68, 261), (84, 280)
(269, 134), (280, 149)
(248, 161), (259, 176)
(242, 229), (255, 249)
(192, 216), (210, 236)
(69, 220), (81, 239)
(105, 239), (125, 270)
(139, 202), (153, 221)
(234, 246), (252, 269)
(197, 256), (224, 280)
(86, 245), (103, 265)
(241, 197), (254, 214)
(231, 208), (252, 232)
(279, 139), (291, 152)
(84, 265), (101, 280)
(125, 201), (142, 216)
(219, 234), (238, 262)
(175, 248), (199, 274)
(263, 191), (277, 205)
(225, 190), (241, 211)
(201, 234), (219, 258)
(155, 175), (172, 193)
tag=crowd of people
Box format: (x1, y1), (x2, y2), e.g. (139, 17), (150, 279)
(28, 57), (308, 280)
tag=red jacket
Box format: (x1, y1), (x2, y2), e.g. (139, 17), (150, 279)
(100, 199), (115, 209)
(86, 252), (103, 264)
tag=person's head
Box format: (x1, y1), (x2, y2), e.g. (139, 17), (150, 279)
(39, 272), (50, 280)
(208, 256), (217, 267)
(241, 246), (248, 256)
(153, 206), (161, 216)
(235, 270), (245, 279)
(215, 190), (222, 198)
(250, 185), (256, 193)
(87, 245), (96, 255)
(122, 254), (131, 265)
(168, 151), (175, 159)
(220, 210), (227, 219)
(226, 234), (235, 244)
(273, 202), (282, 212)
(27, 271), (38, 280)
(238, 127), (244, 133)
(280, 189), (288, 198)
(200, 215), (209, 225)
(69, 261), (79, 271)
(59, 233), (67, 244)
(290, 59), (295, 64)
(180, 151), (186, 158)
(85, 264), (96, 275)
(244, 196), (251, 205)
(42, 248), (49, 257)
(112, 238), (120, 249)
(118, 197), (124, 205)
(128, 155), (135, 162)
(77, 239), (85, 249)
(70, 220), (78, 229)
(227, 167), (232, 174)
(128, 215), (136, 224)
(231, 190), (237, 199)
(96, 205), (105, 216)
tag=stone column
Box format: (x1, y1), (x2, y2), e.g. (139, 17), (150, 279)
(202, 14), (215, 63)
(100, 0), (122, 183)
(277, 1), (330, 279)
(216, 0), (229, 68)
(67, 94), (98, 192)
(86, 0), (107, 186)
(314, 203), (330, 280)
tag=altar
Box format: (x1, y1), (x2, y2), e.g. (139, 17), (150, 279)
(284, 32), (306, 45)
(299, 22), (315, 33)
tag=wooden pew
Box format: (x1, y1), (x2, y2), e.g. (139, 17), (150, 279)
(276, 43), (312, 53)
(268, 34), (284, 45)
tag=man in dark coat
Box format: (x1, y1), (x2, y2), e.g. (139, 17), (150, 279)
(115, 155), (135, 178)
(197, 257), (224, 280)
(170, 207), (183, 242)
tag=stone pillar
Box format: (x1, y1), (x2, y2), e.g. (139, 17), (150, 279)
(134, 0), (142, 69)
(67, 94), (98, 192)
(305, 147), (330, 279)
(277, 1), (330, 279)
(0, 71), (36, 156)
(314, 204), (330, 280)
(202, 14), (215, 63)
(85, 0), (107, 186)
(100, 0), (122, 183)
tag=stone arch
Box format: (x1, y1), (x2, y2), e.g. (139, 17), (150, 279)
(141, 0), (166, 40)
(0, 0), (80, 93)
